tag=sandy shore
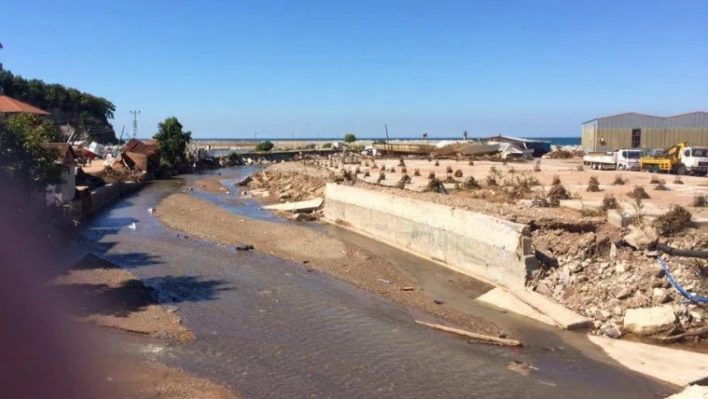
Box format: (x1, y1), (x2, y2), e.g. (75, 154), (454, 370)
(48, 254), (238, 398)
(154, 193), (506, 338)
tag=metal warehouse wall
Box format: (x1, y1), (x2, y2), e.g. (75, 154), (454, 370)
(581, 112), (708, 151)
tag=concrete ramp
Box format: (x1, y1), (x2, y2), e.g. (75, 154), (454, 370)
(323, 184), (538, 289)
(588, 335), (708, 387)
(263, 198), (323, 212)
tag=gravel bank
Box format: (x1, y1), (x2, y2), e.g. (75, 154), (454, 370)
(154, 193), (506, 338)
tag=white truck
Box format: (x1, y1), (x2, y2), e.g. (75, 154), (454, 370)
(583, 149), (644, 171)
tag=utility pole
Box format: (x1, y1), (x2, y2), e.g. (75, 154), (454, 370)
(130, 110), (141, 139)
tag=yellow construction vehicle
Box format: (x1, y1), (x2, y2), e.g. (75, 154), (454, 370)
(639, 142), (708, 175)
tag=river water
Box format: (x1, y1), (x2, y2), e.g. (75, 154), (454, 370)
(78, 167), (675, 398)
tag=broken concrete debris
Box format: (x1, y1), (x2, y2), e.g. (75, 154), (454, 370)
(623, 306), (677, 335)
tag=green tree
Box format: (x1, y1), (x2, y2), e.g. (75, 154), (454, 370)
(343, 133), (357, 144)
(0, 114), (62, 194)
(153, 117), (192, 170)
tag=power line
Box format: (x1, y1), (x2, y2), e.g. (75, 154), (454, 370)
(129, 110), (140, 139)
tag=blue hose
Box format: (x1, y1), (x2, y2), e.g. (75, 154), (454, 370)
(658, 257), (708, 304)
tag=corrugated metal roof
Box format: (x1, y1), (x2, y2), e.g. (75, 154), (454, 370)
(480, 135), (550, 144)
(584, 111), (708, 129)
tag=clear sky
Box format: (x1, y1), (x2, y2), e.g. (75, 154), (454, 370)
(2, 0), (707, 139)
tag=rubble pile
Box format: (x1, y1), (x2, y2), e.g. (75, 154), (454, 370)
(246, 162), (337, 202)
(532, 222), (708, 341)
(543, 148), (584, 159)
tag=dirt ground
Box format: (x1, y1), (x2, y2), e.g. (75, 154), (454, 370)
(43, 254), (239, 398)
(154, 193), (506, 338)
(107, 359), (238, 399)
(49, 254), (194, 341)
(347, 157), (708, 217)
(193, 174), (238, 194)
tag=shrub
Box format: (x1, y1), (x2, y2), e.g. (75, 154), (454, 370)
(428, 171), (436, 180)
(446, 165), (453, 174)
(547, 184), (570, 206)
(377, 170), (386, 182)
(674, 176), (684, 185)
(508, 166), (517, 175)
(533, 160), (541, 172)
(580, 207), (605, 217)
(364, 160), (370, 167)
(612, 175), (626, 185)
(255, 140), (274, 152)
(343, 133), (357, 143)
(628, 186), (650, 199)
(364, 169), (370, 177)
(654, 182), (669, 191)
(371, 162), (378, 169)
(454, 169), (463, 178)
(322, 142), (332, 149)
(602, 195), (619, 210)
(355, 166), (361, 175)
(653, 205), (693, 235)
(401, 166), (407, 174)
(587, 176), (601, 192)
(463, 176), (481, 190)
(576, 164), (584, 171)
(468, 158), (474, 166)
(435, 160), (440, 166)
(650, 175), (661, 184)
(692, 194), (707, 207)
(552, 175), (561, 185)
(398, 158), (405, 166)
(414, 168), (421, 176)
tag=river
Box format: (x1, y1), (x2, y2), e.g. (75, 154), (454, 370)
(78, 167), (675, 398)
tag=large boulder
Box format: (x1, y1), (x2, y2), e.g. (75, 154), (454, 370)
(623, 225), (658, 251)
(623, 305), (677, 335)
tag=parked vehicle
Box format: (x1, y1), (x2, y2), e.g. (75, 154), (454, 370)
(583, 149), (644, 170)
(639, 142), (708, 175)
(361, 146), (378, 157)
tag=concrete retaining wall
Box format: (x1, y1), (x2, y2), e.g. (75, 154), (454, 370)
(323, 184), (538, 289)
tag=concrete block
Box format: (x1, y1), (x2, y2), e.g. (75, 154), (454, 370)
(509, 288), (592, 330)
(606, 209), (633, 228)
(666, 385), (708, 399)
(477, 288), (557, 326)
(263, 198), (323, 212)
(588, 335), (708, 387)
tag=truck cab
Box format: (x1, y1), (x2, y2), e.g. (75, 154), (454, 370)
(640, 142), (708, 175)
(616, 149), (644, 170)
(680, 147), (708, 175)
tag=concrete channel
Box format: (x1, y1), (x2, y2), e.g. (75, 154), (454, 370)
(77, 167), (679, 398)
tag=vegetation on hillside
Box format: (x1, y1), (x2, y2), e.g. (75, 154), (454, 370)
(153, 117), (192, 170)
(0, 70), (117, 143)
(0, 113), (62, 194)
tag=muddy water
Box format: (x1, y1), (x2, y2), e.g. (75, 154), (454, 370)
(78, 168), (675, 398)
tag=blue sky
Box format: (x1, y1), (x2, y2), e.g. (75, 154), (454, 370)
(2, 0), (707, 138)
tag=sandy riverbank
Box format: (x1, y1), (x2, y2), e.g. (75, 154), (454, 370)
(154, 193), (506, 338)
(47, 254), (238, 398)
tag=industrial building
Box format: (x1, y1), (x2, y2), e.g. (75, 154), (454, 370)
(581, 111), (708, 152)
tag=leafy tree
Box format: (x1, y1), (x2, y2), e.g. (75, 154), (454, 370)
(343, 133), (357, 144)
(255, 140), (274, 152)
(153, 117), (191, 170)
(0, 70), (117, 143)
(0, 114), (62, 194)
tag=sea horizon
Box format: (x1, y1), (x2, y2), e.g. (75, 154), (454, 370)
(181, 136), (581, 146)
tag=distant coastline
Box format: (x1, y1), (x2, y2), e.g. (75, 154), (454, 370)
(177, 136), (581, 146)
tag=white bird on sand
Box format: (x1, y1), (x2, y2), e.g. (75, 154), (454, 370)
(128, 222), (137, 230)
